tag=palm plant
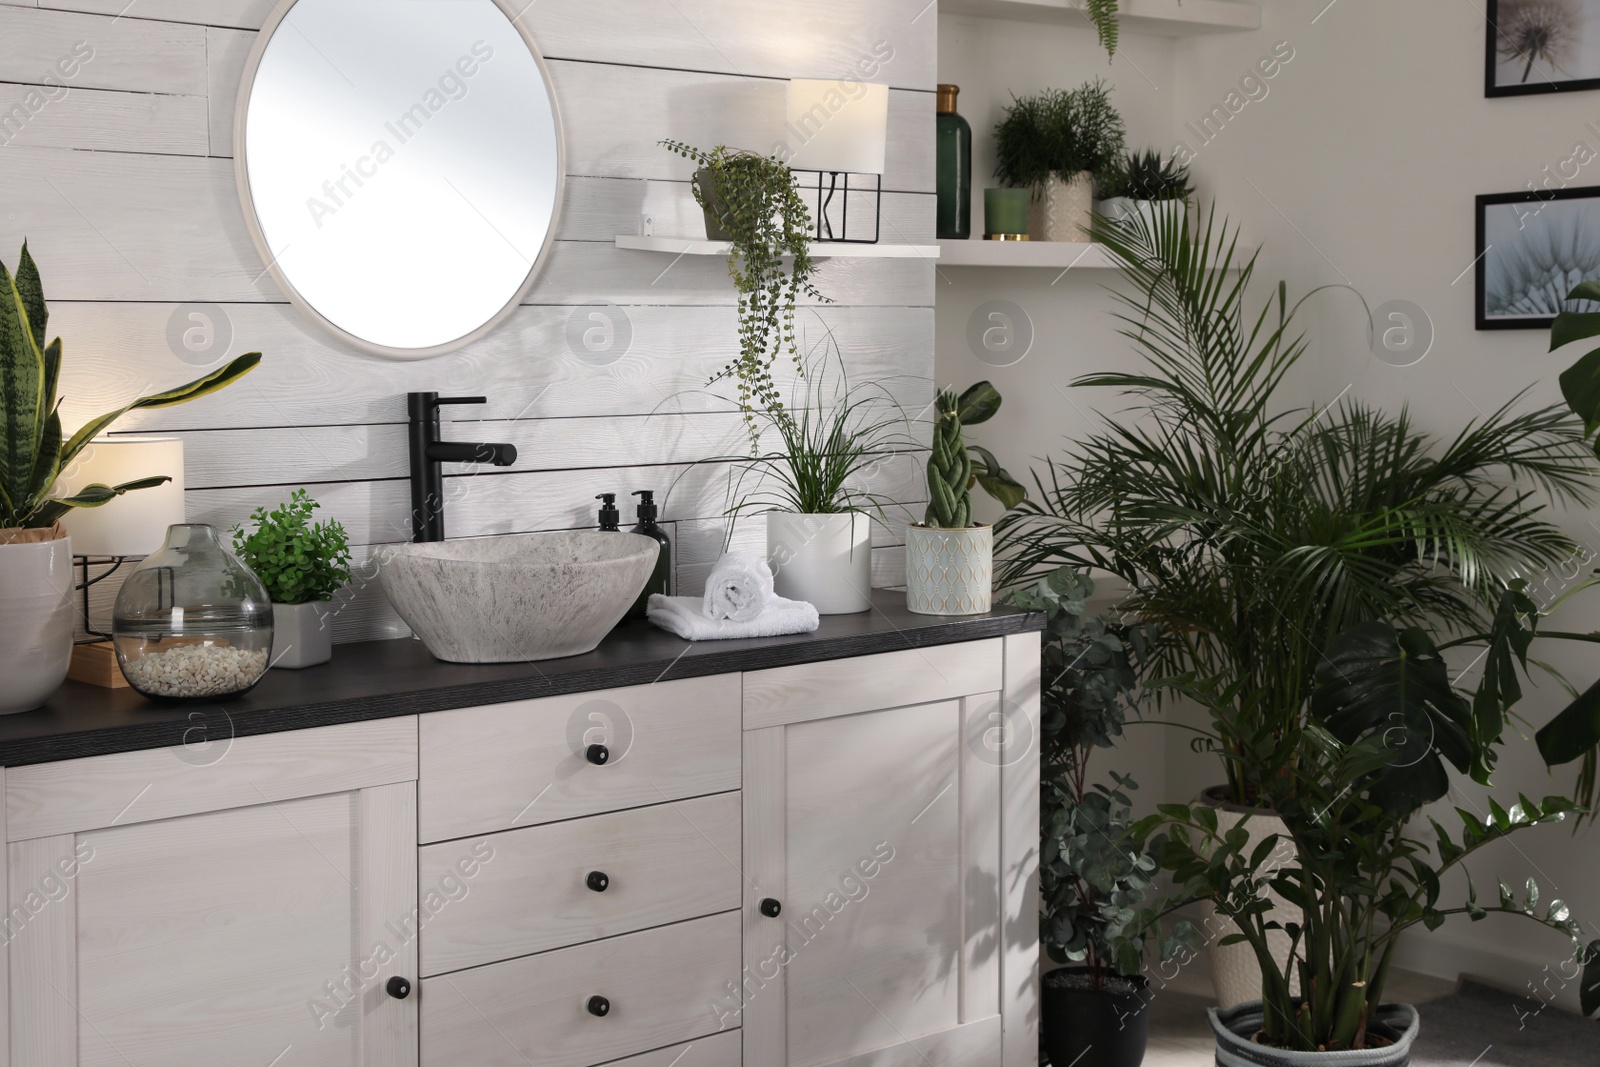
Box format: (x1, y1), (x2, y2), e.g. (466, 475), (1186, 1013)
(997, 204), (1599, 804)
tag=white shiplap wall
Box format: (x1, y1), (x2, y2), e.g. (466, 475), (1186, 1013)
(0, 0), (937, 642)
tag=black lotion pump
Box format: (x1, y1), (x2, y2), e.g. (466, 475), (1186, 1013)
(627, 490), (671, 619)
(596, 493), (620, 531)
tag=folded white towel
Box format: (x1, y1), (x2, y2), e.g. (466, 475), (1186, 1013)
(648, 593), (819, 641)
(702, 551), (775, 622)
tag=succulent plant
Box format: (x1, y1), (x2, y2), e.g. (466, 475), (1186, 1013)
(1098, 148), (1193, 201)
(923, 382), (1025, 529)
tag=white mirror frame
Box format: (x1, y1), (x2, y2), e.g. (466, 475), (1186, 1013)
(233, 0), (566, 361)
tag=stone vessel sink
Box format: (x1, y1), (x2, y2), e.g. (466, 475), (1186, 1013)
(379, 531), (660, 663)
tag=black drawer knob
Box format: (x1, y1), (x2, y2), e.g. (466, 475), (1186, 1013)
(585, 743), (610, 766)
(587, 995), (610, 1017)
(759, 897), (782, 918)
(586, 870), (610, 893)
(386, 976), (411, 1000)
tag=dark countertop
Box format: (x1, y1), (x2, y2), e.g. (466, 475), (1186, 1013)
(10, 592), (1043, 767)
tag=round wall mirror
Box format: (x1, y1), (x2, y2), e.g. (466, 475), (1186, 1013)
(236, 0), (563, 359)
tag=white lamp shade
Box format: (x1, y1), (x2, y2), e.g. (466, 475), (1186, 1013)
(57, 437), (185, 557)
(786, 79), (889, 175)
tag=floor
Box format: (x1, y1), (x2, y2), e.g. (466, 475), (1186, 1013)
(1140, 964), (1457, 1066)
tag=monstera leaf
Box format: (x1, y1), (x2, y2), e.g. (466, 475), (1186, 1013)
(1310, 622), (1477, 818)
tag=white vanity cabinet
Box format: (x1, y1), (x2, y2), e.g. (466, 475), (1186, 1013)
(2, 633), (1040, 1067)
(0, 718), (420, 1067)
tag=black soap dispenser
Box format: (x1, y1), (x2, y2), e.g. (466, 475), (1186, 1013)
(627, 490), (671, 619)
(596, 493), (621, 532)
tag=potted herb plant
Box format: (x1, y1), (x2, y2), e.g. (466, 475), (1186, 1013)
(1096, 148), (1193, 238)
(993, 79), (1125, 243)
(659, 140), (823, 447)
(231, 489), (352, 669)
(905, 382), (1024, 615)
(998, 204), (1600, 1059)
(1007, 566), (1196, 1067)
(0, 242), (258, 713)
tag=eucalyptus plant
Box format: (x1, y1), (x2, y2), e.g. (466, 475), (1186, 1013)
(0, 242), (259, 532)
(660, 141), (824, 447)
(1007, 566), (1196, 987)
(993, 80), (1125, 192)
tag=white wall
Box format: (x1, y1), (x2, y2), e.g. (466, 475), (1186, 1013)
(939, 0), (1600, 1009)
(0, 0), (940, 641)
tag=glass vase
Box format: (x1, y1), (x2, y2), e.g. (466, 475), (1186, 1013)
(112, 524), (274, 700)
(936, 84), (971, 240)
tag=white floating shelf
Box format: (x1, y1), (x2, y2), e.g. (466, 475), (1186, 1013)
(936, 239), (1117, 269)
(614, 235), (940, 259)
(940, 0), (1261, 35)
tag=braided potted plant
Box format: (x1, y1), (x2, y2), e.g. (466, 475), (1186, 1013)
(906, 383), (1023, 615)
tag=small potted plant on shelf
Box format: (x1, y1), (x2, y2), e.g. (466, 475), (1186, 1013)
(993, 79), (1125, 243)
(1096, 148), (1193, 239)
(659, 140), (824, 448)
(1007, 566), (1196, 1067)
(906, 382), (1023, 615)
(232, 489), (352, 669)
(0, 242), (259, 713)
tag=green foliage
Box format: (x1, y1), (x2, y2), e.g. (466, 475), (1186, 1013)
(997, 202), (1600, 806)
(993, 80), (1126, 190)
(925, 390), (971, 528)
(1085, 0), (1120, 58)
(0, 242), (259, 530)
(1097, 148), (1193, 201)
(659, 141), (824, 448)
(956, 381), (1027, 511)
(1007, 567), (1196, 985)
(231, 489), (351, 604)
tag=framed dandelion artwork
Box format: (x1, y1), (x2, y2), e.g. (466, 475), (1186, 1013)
(1488, 0), (1600, 96)
(1476, 186), (1600, 329)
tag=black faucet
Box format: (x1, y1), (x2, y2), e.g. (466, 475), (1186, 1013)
(407, 392), (518, 543)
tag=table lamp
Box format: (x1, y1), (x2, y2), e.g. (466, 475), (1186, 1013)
(786, 79), (889, 243)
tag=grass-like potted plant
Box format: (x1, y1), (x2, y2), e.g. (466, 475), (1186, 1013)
(993, 79), (1125, 243)
(232, 489), (352, 669)
(906, 382), (1023, 615)
(1096, 148), (1193, 238)
(999, 204), (1600, 1060)
(659, 140), (823, 447)
(706, 338), (914, 614)
(1008, 566), (1197, 1067)
(0, 242), (258, 712)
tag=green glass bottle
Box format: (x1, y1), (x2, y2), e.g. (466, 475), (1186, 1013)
(936, 84), (971, 240)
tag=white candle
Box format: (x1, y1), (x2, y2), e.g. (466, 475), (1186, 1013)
(785, 79), (889, 175)
(57, 437), (186, 557)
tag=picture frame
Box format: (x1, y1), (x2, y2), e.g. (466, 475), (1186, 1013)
(1476, 185), (1600, 330)
(1486, 0), (1600, 97)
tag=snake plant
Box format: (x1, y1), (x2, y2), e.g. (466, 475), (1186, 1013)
(1, 242), (260, 531)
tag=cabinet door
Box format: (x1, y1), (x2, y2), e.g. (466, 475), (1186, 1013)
(743, 694), (1004, 1067)
(5, 723), (419, 1067)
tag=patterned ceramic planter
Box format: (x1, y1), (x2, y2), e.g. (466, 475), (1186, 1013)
(1201, 787), (1301, 1010)
(1210, 1002), (1419, 1066)
(905, 524), (991, 616)
(1028, 171), (1094, 242)
(0, 527), (74, 714)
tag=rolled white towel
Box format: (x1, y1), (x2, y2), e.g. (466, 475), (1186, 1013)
(701, 551), (775, 622)
(649, 594), (819, 641)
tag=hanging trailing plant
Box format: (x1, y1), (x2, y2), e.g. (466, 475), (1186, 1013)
(660, 141), (826, 447)
(1085, 0), (1120, 58)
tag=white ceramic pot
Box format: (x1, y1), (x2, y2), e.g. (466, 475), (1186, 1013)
(1028, 171), (1094, 242)
(766, 512), (872, 614)
(905, 524), (992, 615)
(270, 601), (333, 669)
(1199, 786), (1301, 1010)
(0, 529), (74, 713)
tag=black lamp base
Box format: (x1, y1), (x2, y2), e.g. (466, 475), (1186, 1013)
(791, 169), (882, 244)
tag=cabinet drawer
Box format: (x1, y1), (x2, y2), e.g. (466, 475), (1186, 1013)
(418, 675), (740, 842)
(419, 792), (741, 975)
(742, 639), (1004, 729)
(420, 912), (741, 1067)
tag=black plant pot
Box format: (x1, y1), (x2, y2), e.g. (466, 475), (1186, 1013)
(694, 168), (733, 241)
(1042, 966), (1150, 1067)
